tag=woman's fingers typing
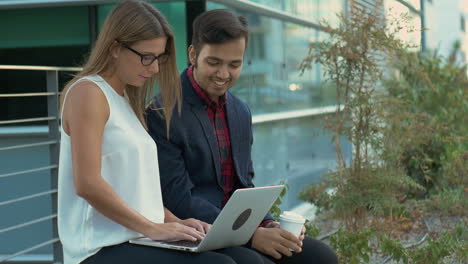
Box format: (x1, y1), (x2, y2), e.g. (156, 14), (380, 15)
(145, 222), (205, 242)
(179, 218), (209, 234)
(182, 218), (212, 234)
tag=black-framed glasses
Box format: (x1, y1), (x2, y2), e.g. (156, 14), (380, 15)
(117, 41), (169, 66)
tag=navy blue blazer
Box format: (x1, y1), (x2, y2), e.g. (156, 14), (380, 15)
(146, 69), (273, 224)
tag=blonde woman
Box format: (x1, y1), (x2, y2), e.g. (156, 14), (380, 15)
(58, 1), (264, 264)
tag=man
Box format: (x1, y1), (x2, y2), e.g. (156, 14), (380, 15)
(146, 9), (337, 264)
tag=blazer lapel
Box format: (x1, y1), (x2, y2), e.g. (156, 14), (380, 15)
(191, 104), (222, 186)
(182, 73), (223, 187)
(226, 94), (241, 177)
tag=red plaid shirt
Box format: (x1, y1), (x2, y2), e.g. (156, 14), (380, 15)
(187, 66), (237, 206)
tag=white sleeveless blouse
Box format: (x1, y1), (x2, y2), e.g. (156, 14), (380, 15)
(57, 75), (164, 264)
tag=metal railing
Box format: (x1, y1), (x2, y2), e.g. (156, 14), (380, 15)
(210, 0), (325, 30)
(0, 0), (176, 10)
(0, 65), (80, 264)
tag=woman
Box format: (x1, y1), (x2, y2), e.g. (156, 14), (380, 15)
(58, 1), (264, 264)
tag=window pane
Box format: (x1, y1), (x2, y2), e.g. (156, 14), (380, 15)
(252, 115), (352, 209)
(0, 6), (90, 124)
(98, 2), (188, 72)
(385, 0), (422, 50)
(405, 0), (421, 11)
(1, 6), (89, 48)
(207, 3), (337, 114)
(238, 0), (344, 25)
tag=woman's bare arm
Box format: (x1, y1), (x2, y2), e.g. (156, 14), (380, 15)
(63, 82), (203, 241)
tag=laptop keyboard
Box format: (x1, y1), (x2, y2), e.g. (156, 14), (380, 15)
(164, 240), (201, 248)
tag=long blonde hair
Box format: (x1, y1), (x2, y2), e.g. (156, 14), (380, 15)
(61, 0), (181, 132)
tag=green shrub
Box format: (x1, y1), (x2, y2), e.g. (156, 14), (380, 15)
(383, 45), (468, 194)
(304, 220), (321, 238)
(329, 228), (374, 264)
(424, 187), (468, 216)
(299, 1), (427, 230)
(269, 181), (289, 221)
(408, 223), (467, 264)
(379, 233), (409, 264)
(327, 224), (467, 264)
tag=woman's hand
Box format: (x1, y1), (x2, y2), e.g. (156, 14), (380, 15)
(178, 218), (211, 234)
(162, 208), (211, 235)
(144, 222), (205, 242)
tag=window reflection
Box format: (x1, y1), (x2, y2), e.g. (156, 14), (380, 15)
(237, 0), (344, 25)
(205, 1), (349, 212)
(208, 2), (338, 115)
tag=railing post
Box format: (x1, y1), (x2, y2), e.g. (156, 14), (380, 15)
(46, 70), (63, 264)
(420, 0), (426, 53)
(185, 0), (206, 58)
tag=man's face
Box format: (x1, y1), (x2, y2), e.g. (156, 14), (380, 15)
(189, 37), (246, 102)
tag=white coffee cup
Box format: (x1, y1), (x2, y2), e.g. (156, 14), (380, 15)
(279, 211), (306, 237)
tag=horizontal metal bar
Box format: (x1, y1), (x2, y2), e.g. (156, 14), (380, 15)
(209, 0), (325, 30)
(0, 0), (177, 9)
(0, 254), (52, 263)
(0, 92), (57, 98)
(0, 126), (49, 137)
(0, 238), (60, 263)
(0, 65), (81, 72)
(0, 189), (57, 207)
(252, 105), (339, 124)
(0, 106), (338, 131)
(0, 140), (58, 151)
(0, 214), (57, 234)
(0, 165), (58, 179)
(0, 116), (57, 125)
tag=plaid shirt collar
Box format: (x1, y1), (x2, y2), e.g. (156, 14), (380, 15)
(187, 65), (227, 109)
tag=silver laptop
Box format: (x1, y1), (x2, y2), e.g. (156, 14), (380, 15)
(129, 185), (284, 252)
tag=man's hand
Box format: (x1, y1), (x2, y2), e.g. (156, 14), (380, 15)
(251, 227), (302, 259)
(178, 218), (211, 234)
(264, 221), (280, 228)
(298, 225), (306, 247)
(264, 221), (306, 246)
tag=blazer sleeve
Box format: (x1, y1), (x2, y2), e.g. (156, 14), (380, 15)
(146, 106), (221, 224)
(245, 104), (274, 223)
(247, 107), (255, 187)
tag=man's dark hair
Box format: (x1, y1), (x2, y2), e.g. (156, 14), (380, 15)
(191, 9), (248, 53)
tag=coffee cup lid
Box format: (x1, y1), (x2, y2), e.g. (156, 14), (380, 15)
(279, 211), (305, 223)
